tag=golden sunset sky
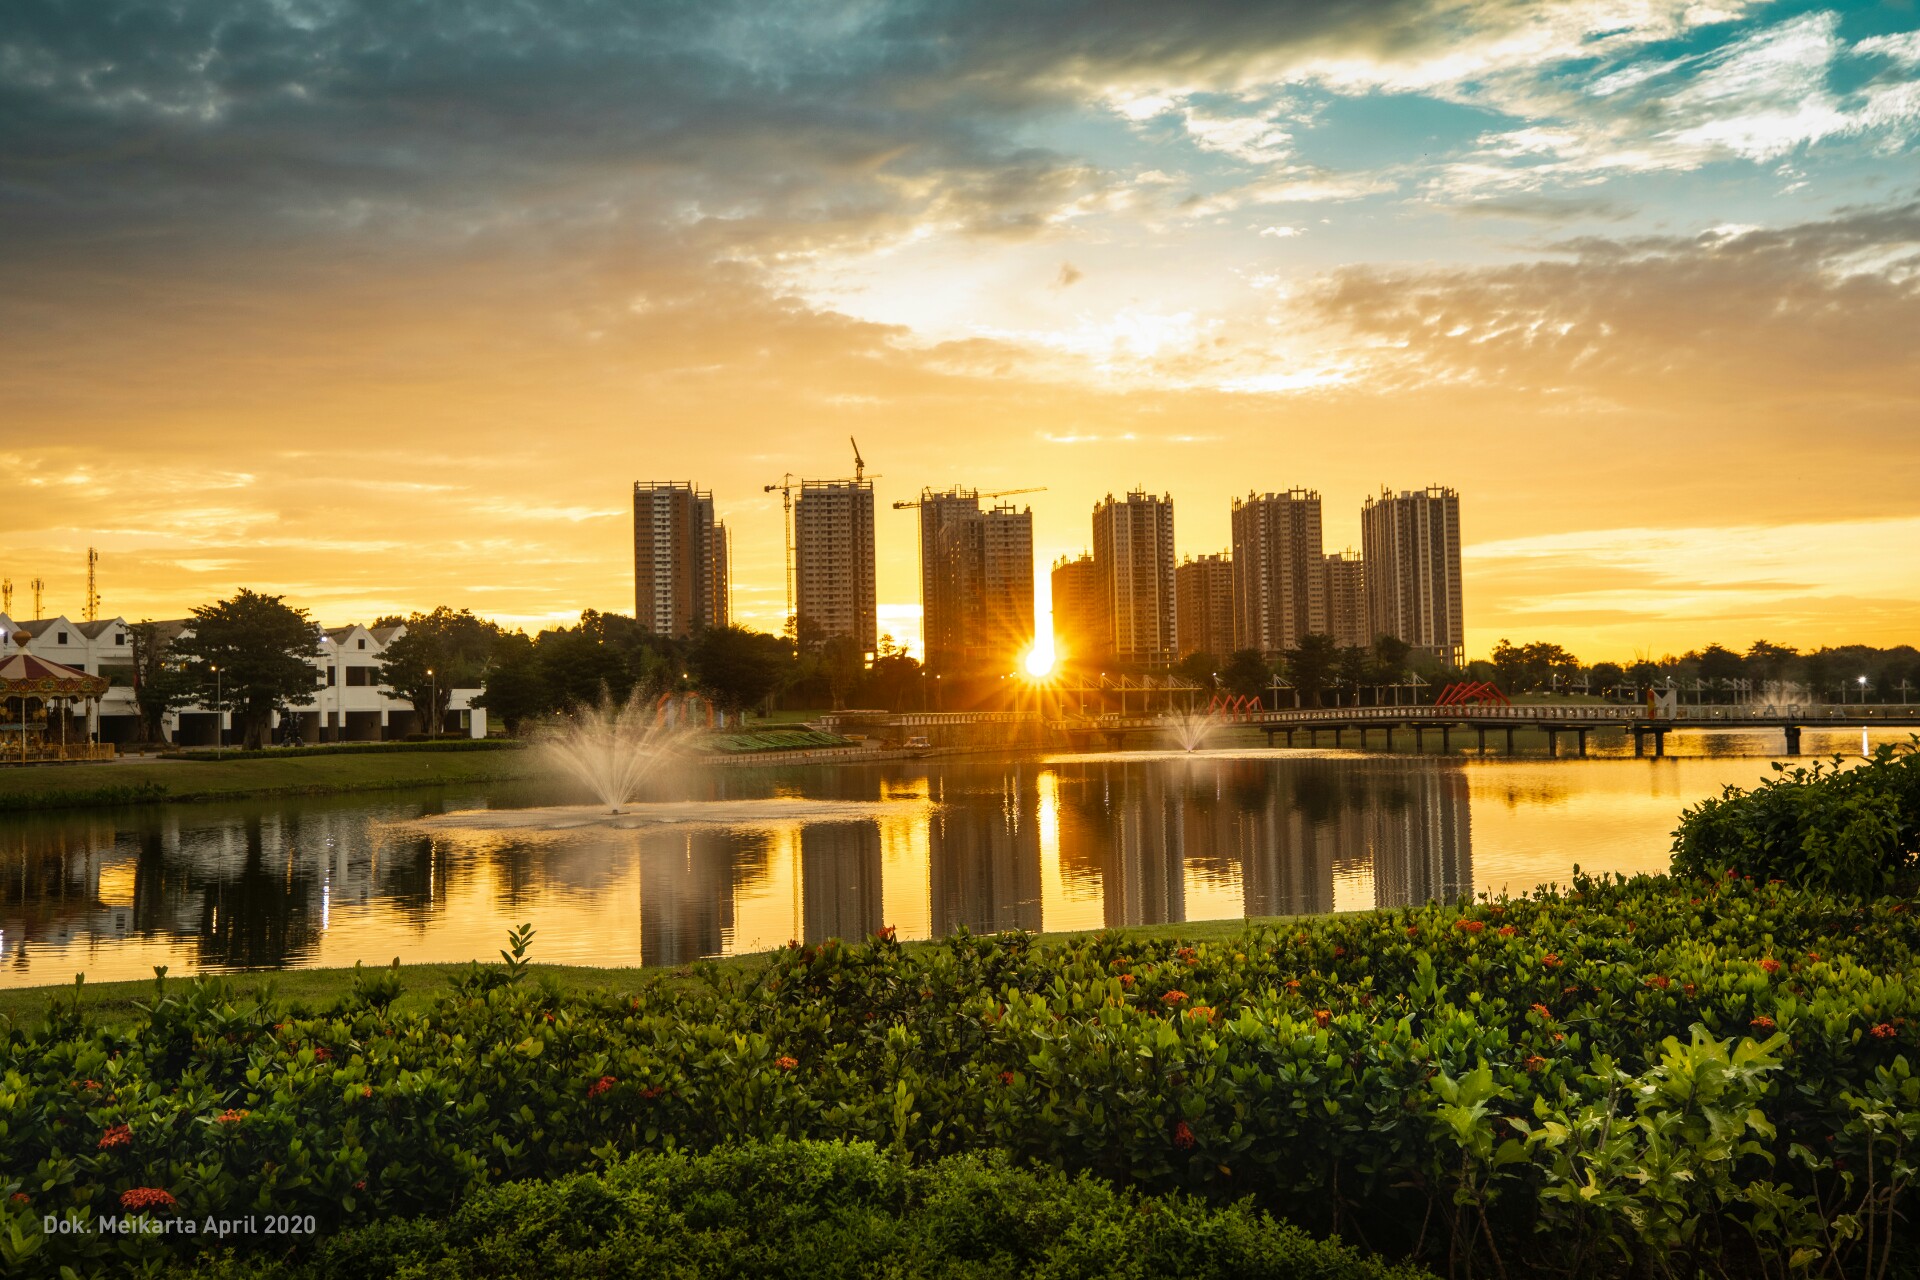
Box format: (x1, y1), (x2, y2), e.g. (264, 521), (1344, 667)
(5, 1), (1919, 661)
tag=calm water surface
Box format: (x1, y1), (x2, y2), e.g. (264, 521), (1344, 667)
(0, 730), (1904, 987)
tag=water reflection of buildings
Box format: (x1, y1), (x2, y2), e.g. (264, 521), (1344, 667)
(1038, 758), (1473, 926)
(927, 778), (1041, 936)
(800, 823), (884, 946)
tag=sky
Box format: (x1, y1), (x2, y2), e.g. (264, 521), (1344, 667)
(4, 0), (1919, 663)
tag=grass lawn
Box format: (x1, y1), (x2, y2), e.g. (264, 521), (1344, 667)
(0, 916), (1288, 1030)
(0, 744), (540, 812)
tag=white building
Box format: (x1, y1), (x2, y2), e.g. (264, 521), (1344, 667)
(0, 613), (486, 746)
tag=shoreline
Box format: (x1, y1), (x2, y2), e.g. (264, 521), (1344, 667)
(0, 915), (1292, 1020)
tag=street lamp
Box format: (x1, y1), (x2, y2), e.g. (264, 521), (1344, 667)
(427, 667), (436, 737)
(210, 663), (221, 758)
(1858, 675), (1868, 705)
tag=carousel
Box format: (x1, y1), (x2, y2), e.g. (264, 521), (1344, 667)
(0, 631), (114, 764)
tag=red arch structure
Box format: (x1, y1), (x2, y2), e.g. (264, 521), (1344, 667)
(1434, 681), (1511, 707)
(653, 691), (717, 728)
(1207, 694), (1265, 721)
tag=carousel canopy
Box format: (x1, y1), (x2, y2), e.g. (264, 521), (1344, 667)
(0, 649), (110, 699)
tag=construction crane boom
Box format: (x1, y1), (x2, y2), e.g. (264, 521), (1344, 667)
(892, 486), (1045, 510)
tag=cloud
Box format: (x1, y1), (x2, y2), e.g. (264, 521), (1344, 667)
(1054, 261), (1083, 287)
(1306, 202), (1920, 400)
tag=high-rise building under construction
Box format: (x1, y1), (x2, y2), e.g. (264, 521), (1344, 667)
(633, 481), (726, 637)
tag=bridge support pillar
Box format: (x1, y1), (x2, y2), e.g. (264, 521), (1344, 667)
(1475, 727), (1487, 756)
(1783, 725), (1801, 755)
(1441, 726), (1451, 754)
(1505, 727), (1517, 755)
(1333, 728), (1343, 748)
(1383, 726), (1392, 752)
(1285, 729), (1294, 748)
(1576, 729), (1589, 758)
(1652, 729), (1667, 758)
(1545, 729), (1559, 758)
(1632, 728), (1645, 757)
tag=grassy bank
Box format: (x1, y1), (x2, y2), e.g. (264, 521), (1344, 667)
(0, 743), (539, 813)
(0, 917), (1276, 1028)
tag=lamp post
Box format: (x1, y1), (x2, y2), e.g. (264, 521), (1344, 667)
(427, 667), (436, 738)
(211, 663), (222, 758)
(1858, 675), (1868, 706)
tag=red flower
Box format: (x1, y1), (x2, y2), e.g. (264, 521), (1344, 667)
(1172, 1121), (1195, 1150)
(1750, 1016), (1777, 1031)
(1806, 952), (1821, 962)
(999, 1070), (1015, 1086)
(1187, 1006), (1216, 1023)
(587, 1075), (617, 1099)
(1499, 926), (1517, 938)
(119, 1187), (176, 1212)
(640, 1085), (665, 1100)
(1161, 990), (1187, 1005)
(775, 1055), (799, 1071)
(1645, 974), (1671, 990)
(1314, 1009), (1331, 1028)
(73, 1080), (100, 1091)
(214, 1109), (249, 1124)
(361, 1085), (373, 1098)
(1176, 947), (1196, 962)
(1870, 1023), (1897, 1039)
(1541, 954), (1562, 969)
(1530, 1003), (1552, 1020)
(9, 1193), (29, 1205)
(1523, 1055), (1547, 1072)
(354, 1180), (367, 1191)
(1331, 946), (1346, 959)
(98, 1123), (132, 1149)
(312, 1046), (333, 1062)
(1284, 979), (1302, 993)
(1406, 926), (1420, 938)
(1759, 958), (1782, 974)
(1119, 974), (1135, 987)
(1455, 920), (1485, 935)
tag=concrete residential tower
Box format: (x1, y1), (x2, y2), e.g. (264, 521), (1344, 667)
(1050, 553), (1102, 665)
(633, 481), (724, 637)
(1175, 553), (1235, 660)
(795, 479), (877, 652)
(1091, 490), (1176, 665)
(916, 487), (1035, 673)
(1323, 551), (1368, 649)
(1360, 485), (1464, 666)
(1230, 489), (1325, 658)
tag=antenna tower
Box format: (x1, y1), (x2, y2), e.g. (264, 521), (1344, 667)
(85, 548), (100, 622)
(30, 578), (45, 619)
(1, 580), (10, 614)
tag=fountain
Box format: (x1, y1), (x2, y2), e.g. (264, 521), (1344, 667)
(538, 692), (687, 813)
(1163, 709), (1221, 752)
(407, 691), (936, 833)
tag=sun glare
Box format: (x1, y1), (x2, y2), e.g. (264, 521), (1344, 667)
(1023, 641), (1057, 678)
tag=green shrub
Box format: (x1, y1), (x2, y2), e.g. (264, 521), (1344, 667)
(3, 877), (1917, 1277)
(167, 1140), (1424, 1280)
(0, 780), (170, 812)
(1672, 740), (1920, 894)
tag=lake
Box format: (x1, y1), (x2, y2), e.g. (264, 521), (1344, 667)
(0, 728), (1905, 987)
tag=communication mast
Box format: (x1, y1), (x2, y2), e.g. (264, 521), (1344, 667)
(85, 548), (101, 622)
(30, 578), (45, 619)
(1, 579), (10, 614)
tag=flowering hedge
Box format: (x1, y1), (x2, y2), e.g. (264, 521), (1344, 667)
(1673, 739), (1920, 895)
(2, 872), (1917, 1277)
(165, 1139), (1431, 1280)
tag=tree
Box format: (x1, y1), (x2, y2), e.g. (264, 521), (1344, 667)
(1370, 635), (1411, 686)
(1284, 635), (1339, 708)
(1172, 650), (1219, 687)
(863, 634), (921, 711)
(127, 621), (192, 743)
(1588, 661), (1625, 696)
(821, 635), (865, 710)
(477, 632), (546, 733)
(692, 626), (794, 719)
(1220, 649), (1271, 702)
(377, 607), (508, 735)
(174, 590), (320, 749)
(1335, 646), (1370, 707)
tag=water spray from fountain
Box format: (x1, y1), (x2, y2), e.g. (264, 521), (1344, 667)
(536, 691), (692, 813)
(1163, 709), (1222, 753)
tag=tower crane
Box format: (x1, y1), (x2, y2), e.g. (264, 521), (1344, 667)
(765, 439), (881, 628)
(891, 486), (1046, 510)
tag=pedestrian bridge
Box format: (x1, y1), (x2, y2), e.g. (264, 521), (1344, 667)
(1044, 703), (1920, 757)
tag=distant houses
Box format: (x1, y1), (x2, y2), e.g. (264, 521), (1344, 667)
(0, 613), (486, 747)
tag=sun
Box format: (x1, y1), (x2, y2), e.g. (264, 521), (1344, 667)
(1023, 641), (1057, 678)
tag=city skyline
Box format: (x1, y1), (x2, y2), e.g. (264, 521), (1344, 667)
(6, 3), (1919, 658)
